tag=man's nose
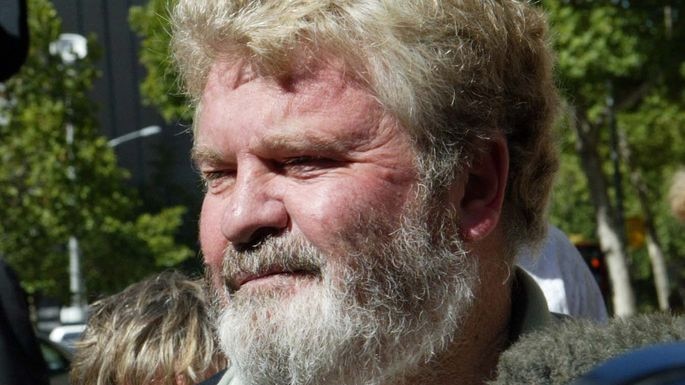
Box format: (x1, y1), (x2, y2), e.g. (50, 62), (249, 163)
(220, 166), (288, 250)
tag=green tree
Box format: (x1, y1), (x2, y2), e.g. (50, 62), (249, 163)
(129, 0), (189, 123)
(544, 0), (685, 315)
(0, 0), (193, 303)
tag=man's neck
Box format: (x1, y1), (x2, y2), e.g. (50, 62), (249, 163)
(402, 260), (513, 385)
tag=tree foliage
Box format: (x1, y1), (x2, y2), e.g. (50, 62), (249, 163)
(129, 0), (190, 123)
(544, 0), (685, 312)
(0, 0), (192, 302)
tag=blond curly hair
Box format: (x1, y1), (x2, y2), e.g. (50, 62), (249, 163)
(172, 0), (560, 252)
(70, 270), (227, 385)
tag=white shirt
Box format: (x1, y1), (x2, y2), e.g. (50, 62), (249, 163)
(517, 225), (608, 323)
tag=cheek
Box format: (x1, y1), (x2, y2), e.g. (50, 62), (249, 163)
(199, 196), (226, 269)
(289, 177), (409, 248)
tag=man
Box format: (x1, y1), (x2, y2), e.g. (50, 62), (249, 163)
(172, 1), (560, 384)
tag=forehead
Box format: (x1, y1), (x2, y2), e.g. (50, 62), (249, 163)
(201, 59), (368, 111)
(195, 60), (392, 152)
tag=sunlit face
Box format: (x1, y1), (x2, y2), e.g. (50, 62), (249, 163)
(195, 62), (419, 297)
(194, 61), (477, 385)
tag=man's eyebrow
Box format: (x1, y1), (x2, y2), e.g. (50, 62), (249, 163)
(257, 131), (350, 154)
(191, 146), (225, 168)
(191, 131), (359, 168)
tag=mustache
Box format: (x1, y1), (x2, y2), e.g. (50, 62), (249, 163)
(221, 236), (325, 292)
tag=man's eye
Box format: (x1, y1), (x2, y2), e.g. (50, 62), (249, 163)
(283, 156), (316, 166)
(202, 170), (235, 191)
(280, 157), (338, 173)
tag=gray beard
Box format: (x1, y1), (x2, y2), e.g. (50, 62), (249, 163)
(210, 197), (479, 385)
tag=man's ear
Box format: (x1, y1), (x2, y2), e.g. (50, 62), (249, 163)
(452, 135), (509, 242)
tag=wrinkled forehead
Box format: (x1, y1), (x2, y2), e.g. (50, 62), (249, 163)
(193, 57), (379, 137)
(206, 58), (352, 96)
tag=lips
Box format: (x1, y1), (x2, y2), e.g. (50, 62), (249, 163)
(237, 268), (292, 287)
(227, 266), (319, 292)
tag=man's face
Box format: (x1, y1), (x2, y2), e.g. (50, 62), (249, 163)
(195, 61), (477, 385)
(195, 61), (419, 299)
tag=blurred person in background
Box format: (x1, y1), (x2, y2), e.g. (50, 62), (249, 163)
(670, 169), (685, 222)
(668, 169), (685, 311)
(0, 1), (47, 384)
(517, 224), (608, 323)
(69, 270), (227, 385)
(0, 257), (49, 385)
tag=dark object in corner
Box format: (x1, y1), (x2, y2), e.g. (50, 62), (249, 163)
(0, 0), (29, 81)
(0, 258), (50, 385)
(571, 342), (685, 385)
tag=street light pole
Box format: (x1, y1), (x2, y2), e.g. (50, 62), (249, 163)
(51, 34), (163, 324)
(51, 33), (89, 324)
(58, 124), (163, 324)
(66, 122), (85, 313)
(108, 125), (161, 147)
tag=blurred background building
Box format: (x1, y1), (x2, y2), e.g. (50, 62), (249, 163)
(50, 0), (198, 203)
(27, 0), (202, 333)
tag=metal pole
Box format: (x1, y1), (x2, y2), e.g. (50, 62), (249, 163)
(68, 236), (83, 307)
(65, 122), (84, 310)
(51, 34), (88, 323)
